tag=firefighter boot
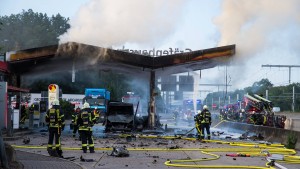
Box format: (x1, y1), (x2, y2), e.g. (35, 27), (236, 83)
(56, 148), (63, 158)
(82, 147), (87, 153)
(47, 147), (53, 156)
(208, 136), (211, 140)
(89, 147), (95, 153)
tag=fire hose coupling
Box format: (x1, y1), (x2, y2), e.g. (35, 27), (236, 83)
(261, 150), (270, 156)
(267, 160), (275, 167)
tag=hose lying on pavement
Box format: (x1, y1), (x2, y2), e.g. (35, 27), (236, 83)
(12, 133), (300, 169)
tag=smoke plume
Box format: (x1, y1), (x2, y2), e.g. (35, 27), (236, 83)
(59, 0), (187, 48)
(213, 0), (300, 88)
(215, 0), (300, 59)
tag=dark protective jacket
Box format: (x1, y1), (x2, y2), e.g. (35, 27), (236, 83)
(199, 109), (212, 124)
(76, 108), (96, 131)
(45, 105), (65, 128)
(72, 108), (81, 125)
(194, 113), (201, 125)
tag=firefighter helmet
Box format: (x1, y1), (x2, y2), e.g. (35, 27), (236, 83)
(203, 105), (208, 110)
(241, 109), (245, 112)
(83, 102), (90, 109)
(52, 99), (60, 106)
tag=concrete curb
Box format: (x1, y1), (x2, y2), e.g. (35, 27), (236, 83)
(15, 150), (85, 169)
(216, 121), (300, 149)
(3, 131), (33, 141)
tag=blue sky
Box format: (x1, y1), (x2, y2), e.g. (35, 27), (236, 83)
(1, 0), (300, 99)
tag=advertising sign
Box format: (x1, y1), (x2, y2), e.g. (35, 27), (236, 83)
(48, 84), (59, 109)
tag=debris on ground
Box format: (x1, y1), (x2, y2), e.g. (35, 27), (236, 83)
(138, 142), (150, 147)
(225, 136), (232, 139)
(239, 131), (250, 140)
(168, 145), (180, 149)
(212, 131), (224, 136)
(111, 146), (129, 157)
(126, 135), (136, 142)
(156, 142), (168, 145)
(63, 156), (76, 161)
(80, 155), (94, 162)
(226, 153), (251, 157)
(23, 137), (30, 144)
(39, 129), (48, 132)
(250, 133), (264, 141)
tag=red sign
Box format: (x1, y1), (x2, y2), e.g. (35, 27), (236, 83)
(48, 84), (56, 92)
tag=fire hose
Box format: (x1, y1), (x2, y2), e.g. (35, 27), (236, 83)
(12, 134), (300, 168)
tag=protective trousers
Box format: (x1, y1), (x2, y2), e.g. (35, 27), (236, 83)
(73, 125), (80, 139)
(80, 129), (94, 153)
(201, 123), (211, 140)
(195, 122), (202, 139)
(47, 127), (62, 156)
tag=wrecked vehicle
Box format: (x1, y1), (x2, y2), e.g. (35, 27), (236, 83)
(104, 101), (148, 132)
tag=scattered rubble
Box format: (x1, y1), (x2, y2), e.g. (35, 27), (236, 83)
(22, 137), (30, 144)
(110, 146), (129, 157)
(80, 155), (94, 162)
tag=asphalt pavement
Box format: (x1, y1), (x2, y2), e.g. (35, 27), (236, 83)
(2, 114), (300, 169)
(15, 150), (83, 169)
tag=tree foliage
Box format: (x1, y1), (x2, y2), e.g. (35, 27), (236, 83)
(269, 83), (300, 111)
(59, 98), (74, 120)
(25, 70), (133, 100)
(244, 78), (273, 96)
(0, 9), (69, 53)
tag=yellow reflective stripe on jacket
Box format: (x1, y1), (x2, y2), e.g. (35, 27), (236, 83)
(48, 109), (64, 128)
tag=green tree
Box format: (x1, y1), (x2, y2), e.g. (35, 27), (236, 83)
(0, 9), (70, 53)
(245, 78), (273, 96)
(25, 69), (132, 100)
(269, 83), (300, 111)
(59, 99), (74, 120)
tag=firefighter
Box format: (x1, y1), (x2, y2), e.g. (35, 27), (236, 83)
(29, 104), (34, 114)
(262, 113), (267, 126)
(76, 102), (95, 153)
(93, 108), (100, 123)
(239, 109), (245, 122)
(20, 105), (27, 124)
(249, 113), (256, 124)
(219, 109), (224, 121)
(173, 108), (179, 125)
(72, 107), (81, 139)
(45, 99), (65, 157)
(194, 110), (202, 140)
(199, 105), (212, 140)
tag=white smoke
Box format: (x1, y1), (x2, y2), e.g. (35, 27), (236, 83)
(59, 0), (187, 48)
(213, 0), (300, 88)
(215, 0), (300, 59)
